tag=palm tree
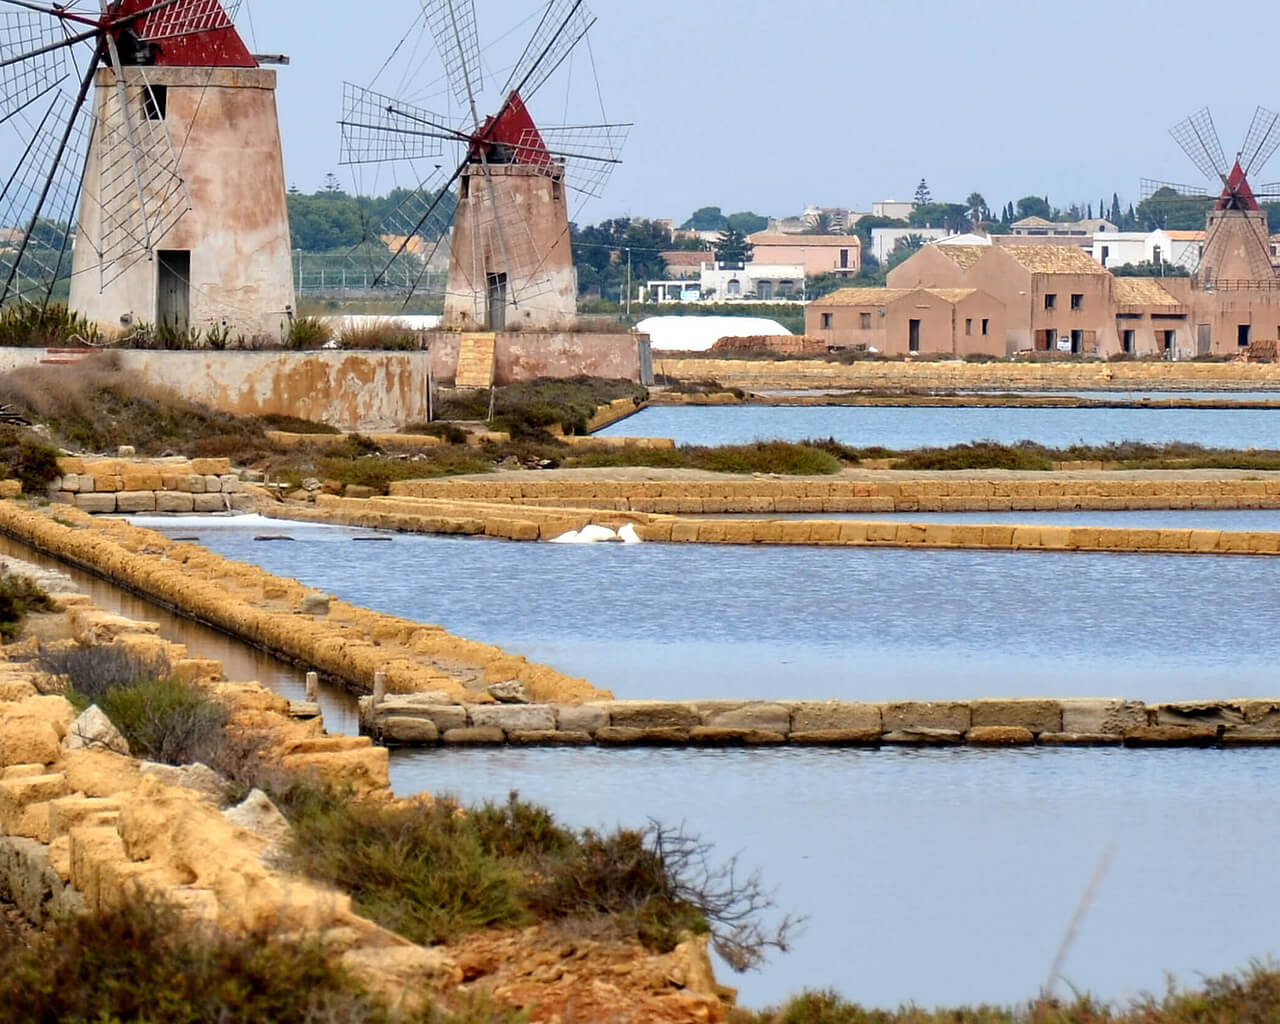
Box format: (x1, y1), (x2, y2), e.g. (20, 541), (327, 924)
(805, 211), (834, 235)
(965, 192), (989, 230)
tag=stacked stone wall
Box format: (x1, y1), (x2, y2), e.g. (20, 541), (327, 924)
(50, 457), (255, 515)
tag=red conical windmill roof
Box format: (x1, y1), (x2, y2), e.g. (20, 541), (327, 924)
(111, 0), (257, 68)
(1219, 160), (1259, 211)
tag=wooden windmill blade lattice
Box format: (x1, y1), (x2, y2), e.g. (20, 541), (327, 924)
(0, 0), (252, 309)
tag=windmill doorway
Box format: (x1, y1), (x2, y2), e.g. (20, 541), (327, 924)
(486, 272), (508, 331)
(157, 250), (190, 333)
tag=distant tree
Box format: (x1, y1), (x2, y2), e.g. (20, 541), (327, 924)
(965, 192), (989, 228)
(1015, 195), (1054, 221)
(1111, 260), (1190, 278)
(1265, 203), (1280, 233)
(886, 233), (927, 270)
(572, 217), (672, 298)
(849, 215), (908, 249)
(909, 202), (969, 231)
(681, 206), (729, 231)
(726, 211), (769, 235)
(804, 211), (834, 234)
(713, 226), (754, 265)
(1135, 187), (1213, 231)
(1001, 202), (1013, 224)
(1065, 203), (1083, 222)
(1110, 193), (1123, 225)
(807, 272), (855, 299)
(322, 172), (344, 195)
(913, 179), (932, 206)
(1087, 202), (1094, 219)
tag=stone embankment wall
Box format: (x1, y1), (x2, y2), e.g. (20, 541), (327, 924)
(272, 490), (1280, 555)
(0, 503), (606, 705)
(652, 356), (1280, 391)
(50, 457), (255, 515)
(362, 695), (1280, 749)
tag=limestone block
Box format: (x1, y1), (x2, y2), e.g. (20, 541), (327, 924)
(1123, 724), (1219, 747)
(282, 746), (389, 794)
(47, 796), (122, 840)
(555, 704), (610, 735)
(882, 701), (970, 732)
(881, 728), (964, 745)
(74, 493), (117, 514)
(0, 716), (61, 767)
(0, 774), (68, 832)
(229, 494), (257, 512)
(468, 705), (556, 733)
(1154, 702), (1246, 728)
(0, 835), (82, 926)
(372, 700), (466, 732)
(1059, 699), (1147, 735)
(191, 458), (232, 476)
(64, 705), (130, 755)
(1038, 732), (1123, 746)
(379, 717), (440, 744)
(966, 726), (1035, 746)
(791, 701), (882, 734)
(121, 471), (163, 491)
(441, 727), (505, 745)
(689, 727), (786, 745)
(1242, 700), (1280, 728)
(204, 475), (223, 493)
(219, 476), (242, 494)
(507, 730), (592, 745)
(59, 473), (79, 493)
(596, 726), (690, 745)
(192, 493), (227, 512)
(92, 475), (122, 493)
(703, 702), (791, 733)
(55, 456), (84, 475)
(607, 701), (701, 730)
(68, 824), (129, 911)
(188, 474), (207, 494)
(52, 491), (74, 505)
(970, 699), (1062, 734)
(789, 729), (882, 745)
(115, 491), (157, 513)
(138, 762), (229, 806)
(345, 485), (377, 499)
(155, 492), (196, 513)
(223, 789), (291, 850)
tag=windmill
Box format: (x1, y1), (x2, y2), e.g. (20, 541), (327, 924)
(0, 0), (295, 340)
(1140, 106), (1280, 287)
(340, 0), (630, 332)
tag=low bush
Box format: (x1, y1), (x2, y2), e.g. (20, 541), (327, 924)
(340, 321), (419, 351)
(0, 895), (525, 1023)
(38, 642), (170, 705)
(566, 441), (842, 476)
(435, 377), (647, 438)
(286, 315), (334, 350)
(891, 442), (1055, 472)
(0, 571), (58, 640)
(309, 451), (491, 492)
(259, 413), (343, 435)
(282, 789), (793, 970)
(322, 432), (383, 459)
(403, 421), (470, 444)
(100, 677), (228, 766)
(0, 427), (60, 492)
(0, 303), (100, 348)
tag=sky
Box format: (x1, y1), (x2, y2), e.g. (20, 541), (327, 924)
(18, 0), (1280, 226)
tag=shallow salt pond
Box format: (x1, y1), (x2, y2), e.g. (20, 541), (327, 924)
(600, 403), (1280, 448)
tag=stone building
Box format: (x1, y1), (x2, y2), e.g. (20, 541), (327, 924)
(805, 286), (1007, 357)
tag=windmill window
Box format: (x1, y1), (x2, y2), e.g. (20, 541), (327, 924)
(143, 85), (167, 121)
(1070, 293), (1082, 311)
(1044, 293), (1056, 310)
(552, 178), (562, 200)
(859, 312), (871, 329)
(461, 176), (471, 199)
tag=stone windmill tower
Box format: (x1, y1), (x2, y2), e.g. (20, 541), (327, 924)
(340, 0), (630, 333)
(0, 1), (295, 341)
(1142, 106), (1280, 287)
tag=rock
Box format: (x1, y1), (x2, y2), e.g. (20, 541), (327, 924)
(441, 727), (505, 745)
(74, 493), (116, 514)
(301, 478), (322, 492)
(507, 730), (592, 745)
(468, 705), (555, 733)
(138, 762), (229, 806)
(789, 729), (882, 745)
(596, 726), (690, 745)
(115, 491), (157, 513)
(321, 479), (344, 496)
(0, 835), (83, 926)
(882, 702), (970, 733)
(702, 702), (791, 733)
(116, 446), (136, 457)
(192, 493), (228, 513)
(791, 701), (882, 734)
(241, 470), (265, 484)
(1060, 699), (1147, 735)
(689, 727), (786, 746)
(881, 728), (964, 745)
(379, 717), (440, 744)
(1222, 727), (1280, 746)
(63, 705), (130, 756)
(300, 593), (330, 616)
(287, 489), (311, 503)
(155, 492), (195, 513)
(223, 789), (291, 851)
(1123, 724), (1219, 747)
(607, 701), (701, 730)
(1038, 732), (1123, 746)
(966, 726), (1035, 746)
(345, 485), (376, 499)
(341, 946), (462, 1006)
(0, 716), (61, 767)
(970, 700), (1061, 734)
(555, 704), (609, 735)
(1154, 702), (1246, 728)
(487, 680), (531, 704)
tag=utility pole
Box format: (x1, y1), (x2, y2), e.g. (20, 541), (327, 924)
(625, 247), (632, 318)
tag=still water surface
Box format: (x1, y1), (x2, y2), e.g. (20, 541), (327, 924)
(43, 521), (1280, 1010)
(601, 404), (1280, 448)
(157, 518), (1280, 702)
(395, 744), (1280, 1010)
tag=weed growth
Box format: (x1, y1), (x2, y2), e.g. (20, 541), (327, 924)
(0, 427), (60, 492)
(565, 441), (842, 476)
(403, 421), (470, 444)
(0, 571), (57, 640)
(286, 315), (334, 350)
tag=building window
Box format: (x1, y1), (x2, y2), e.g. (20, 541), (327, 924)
(1070, 294), (1082, 311)
(859, 312), (871, 329)
(1122, 329), (1135, 353)
(1044, 293), (1057, 310)
(840, 249), (849, 269)
(727, 279), (741, 297)
(1101, 245), (1110, 263)
(1070, 329), (1084, 353)
(965, 318), (973, 336)
(143, 85), (167, 121)
(981, 318), (990, 336)
(821, 313), (833, 329)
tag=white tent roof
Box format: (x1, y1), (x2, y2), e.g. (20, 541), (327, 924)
(637, 315), (792, 352)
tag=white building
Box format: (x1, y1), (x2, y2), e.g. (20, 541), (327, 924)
(872, 199), (915, 220)
(871, 227), (950, 265)
(1091, 229), (1204, 271)
(642, 261), (806, 304)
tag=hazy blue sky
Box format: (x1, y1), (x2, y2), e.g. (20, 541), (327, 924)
(152, 1), (1280, 222)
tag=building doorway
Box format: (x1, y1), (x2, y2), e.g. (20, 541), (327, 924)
(156, 250), (190, 332)
(1238, 324), (1252, 348)
(486, 272), (508, 331)
(1196, 323), (1211, 356)
(1162, 329), (1176, 358)
(908, 319), (920, 352)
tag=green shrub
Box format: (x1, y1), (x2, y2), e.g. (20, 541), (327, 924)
(0, 427), (59, 492)
(286, 315), (334, 350)
(891, 442), (1055, 472)
(402, 422), (470, 444)
(565, 441), (842, 476)
(323, 432), (383, 459)
(0, 571), (57, 640)
(340, 321), (419, 351)
(0, 303), (100, 348)
(38, 642), (170, 704)
(259, 413), (342, 435)
(99, 676), (227, 766)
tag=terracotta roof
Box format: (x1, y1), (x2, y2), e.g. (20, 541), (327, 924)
(1164, 230), (1206, 241)
(660, 250), (709, 267)
(930, 244), (988, 270)
(1001, 245), (1108, 275)
(817, 287), (978, 307)
(1112, 278), (1183, 306)
(749, 233), (860, 247)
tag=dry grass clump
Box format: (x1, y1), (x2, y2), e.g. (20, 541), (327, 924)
(340, 320), (419, 351)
